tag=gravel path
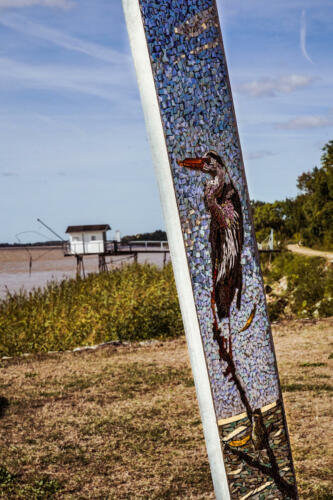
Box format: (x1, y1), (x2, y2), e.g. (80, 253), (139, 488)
(287, 244), (333, 262)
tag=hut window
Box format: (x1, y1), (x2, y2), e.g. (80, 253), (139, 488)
(91, 235), (96, 241)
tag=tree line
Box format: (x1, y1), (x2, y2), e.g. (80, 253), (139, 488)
(252, 140), (333, 250)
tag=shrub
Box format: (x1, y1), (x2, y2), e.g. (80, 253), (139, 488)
(265, 253), (333, 318)
(0, 263), (183, 357)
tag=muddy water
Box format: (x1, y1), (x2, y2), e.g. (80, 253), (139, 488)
(0, 247), (170, 298)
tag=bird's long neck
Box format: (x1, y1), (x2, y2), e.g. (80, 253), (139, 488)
(204, 169), (225, 209)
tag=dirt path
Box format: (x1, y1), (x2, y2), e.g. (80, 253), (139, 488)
(287, 244), (333, 262)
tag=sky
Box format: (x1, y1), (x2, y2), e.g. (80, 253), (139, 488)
(0, 0), (331, 243)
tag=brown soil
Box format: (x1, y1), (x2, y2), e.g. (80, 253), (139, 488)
(0, 318), (332, 499)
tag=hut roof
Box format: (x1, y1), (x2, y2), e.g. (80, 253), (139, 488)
(65, 224), (111, 233)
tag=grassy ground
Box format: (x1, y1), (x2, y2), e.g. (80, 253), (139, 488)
(0, 318), (332, 499)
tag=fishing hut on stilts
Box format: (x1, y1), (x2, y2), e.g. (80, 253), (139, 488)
(64, 224), (111, 277)
(64, 224), (170, 278)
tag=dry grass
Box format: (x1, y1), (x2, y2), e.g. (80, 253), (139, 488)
(0, 318), (332, 499)
(272, 317), (333, 499)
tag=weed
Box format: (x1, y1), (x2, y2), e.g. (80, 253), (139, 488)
(0, 466), (61, 499)
(0, 465), (16, 485)
(26, 477), (62, 498)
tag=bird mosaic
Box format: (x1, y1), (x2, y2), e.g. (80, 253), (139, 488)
(128, 0), (298, 495)
(177, 151), (246, 361)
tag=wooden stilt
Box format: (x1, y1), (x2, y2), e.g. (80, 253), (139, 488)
(76, 255), (85, 278)
(98, 255), (108, 273)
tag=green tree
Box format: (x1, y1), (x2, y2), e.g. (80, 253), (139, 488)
(252, 200), (288, 244)
(252, 139), (333, 249)
(296, 141), (333, 248)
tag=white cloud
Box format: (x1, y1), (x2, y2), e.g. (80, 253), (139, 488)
(275, 114), (333, 130)
(0, 14), (127, 64)
(0, 56), (136, 103)
(238, 74), (316, 97)
(245, 151), (275, 160)
(300, 9), (313, 64)
(0, 0), (73, 8)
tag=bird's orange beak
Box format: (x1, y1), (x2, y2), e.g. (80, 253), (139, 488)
(177, 158), (205, 171)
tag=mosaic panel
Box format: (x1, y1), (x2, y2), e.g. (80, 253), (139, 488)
(131, 0), (298, 497)
(220, 400), (296, 499)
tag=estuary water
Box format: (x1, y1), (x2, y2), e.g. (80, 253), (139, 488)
(0, 247), (170, 298)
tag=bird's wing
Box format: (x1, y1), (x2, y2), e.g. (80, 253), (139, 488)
(230, 183), (244, 248)
(215, 221), (240, 283)
(214, 182), (243, 284)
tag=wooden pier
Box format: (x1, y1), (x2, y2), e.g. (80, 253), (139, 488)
(63, 240), (170, 276)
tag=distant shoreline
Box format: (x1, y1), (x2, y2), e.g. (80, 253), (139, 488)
(0, 243), (62, 251)
(0, 242), (63, 249)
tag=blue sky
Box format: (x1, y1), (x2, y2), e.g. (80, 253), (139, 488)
(0, 0), (331, 243)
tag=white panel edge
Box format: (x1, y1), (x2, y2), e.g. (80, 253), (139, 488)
(122, 1), (230, 499)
